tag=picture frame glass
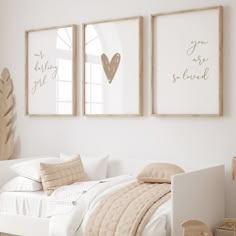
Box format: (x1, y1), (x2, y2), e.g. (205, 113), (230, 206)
(152, 7), (222, 116)
(84, 18), (142, 116)
(26, 25), (76, 116)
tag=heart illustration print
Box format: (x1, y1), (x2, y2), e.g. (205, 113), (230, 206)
(101, 53), (121, 84)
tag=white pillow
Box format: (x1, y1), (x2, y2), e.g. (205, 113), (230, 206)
(0, 176), (43, 192)
(11, 157), (60, 182)
(60, 153), (109, 180)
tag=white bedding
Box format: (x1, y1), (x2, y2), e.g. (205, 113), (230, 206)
(0, 191), (49, 218)
(48, 175), (171, 236)
(0, 176), (171, 236)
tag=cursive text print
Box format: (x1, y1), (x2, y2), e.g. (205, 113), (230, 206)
(186, 40), (208, 56)
(173, 68), (209, 83)
(31, 50), (58, 94)
(172, 40), (209, 83)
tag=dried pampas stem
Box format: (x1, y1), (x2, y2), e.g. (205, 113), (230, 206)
(0, 68), (14, 160)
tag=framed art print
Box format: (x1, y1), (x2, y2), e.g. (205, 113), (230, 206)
(25, 25), (77, 116)
(83, 16), (143, 116)
(152, 6), (223, 116)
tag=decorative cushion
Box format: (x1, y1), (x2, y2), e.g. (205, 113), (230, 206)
(40, 156), (87, 195)
(0, 176), (43, 192)
(137, 163), (184, 183)
(60, 153), (109, 180)
(11, 157), (60, 182)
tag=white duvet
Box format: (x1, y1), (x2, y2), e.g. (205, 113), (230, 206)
(48, 175), (171, 236)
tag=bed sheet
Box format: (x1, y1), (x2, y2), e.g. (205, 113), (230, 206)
(0, 191), (49, 218)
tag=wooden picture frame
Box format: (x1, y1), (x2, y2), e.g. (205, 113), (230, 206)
(82, 16), (143, 116)
(151, 6), (223, 116)
(25, 25), (77, 116)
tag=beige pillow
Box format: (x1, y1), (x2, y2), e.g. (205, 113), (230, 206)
(40, 156), (87, 195)
(137, 163), (184, 183)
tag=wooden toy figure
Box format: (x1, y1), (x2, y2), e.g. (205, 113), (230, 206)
(182, 220), (213, 236)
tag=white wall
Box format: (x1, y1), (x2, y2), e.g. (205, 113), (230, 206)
(0, 0), (236, 216)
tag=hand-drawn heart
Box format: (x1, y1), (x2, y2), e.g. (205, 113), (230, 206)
(101, 53), (121, 84)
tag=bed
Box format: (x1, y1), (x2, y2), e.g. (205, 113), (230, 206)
(0, 157), (225, 236)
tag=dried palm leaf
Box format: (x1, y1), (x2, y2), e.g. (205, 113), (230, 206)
(0, 68), (14, 160)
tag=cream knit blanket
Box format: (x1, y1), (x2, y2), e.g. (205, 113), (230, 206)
(84, 181), (171, 236)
